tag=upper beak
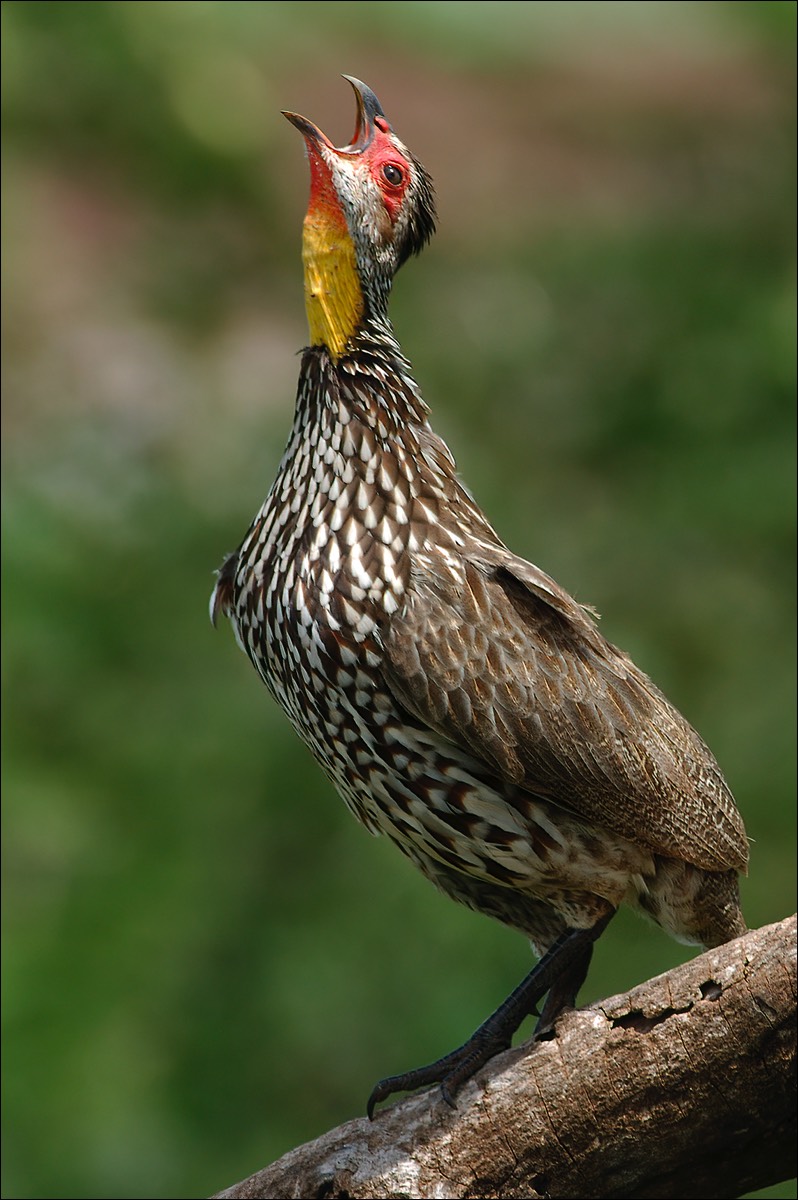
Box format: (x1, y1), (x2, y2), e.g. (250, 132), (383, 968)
(281, 109), (333, 149)
(282, 76), (389, 155)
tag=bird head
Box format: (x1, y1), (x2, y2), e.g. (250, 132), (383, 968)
(283, 76), (436, 359)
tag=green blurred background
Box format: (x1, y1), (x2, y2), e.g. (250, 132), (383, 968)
(2, 3), (795, 1197)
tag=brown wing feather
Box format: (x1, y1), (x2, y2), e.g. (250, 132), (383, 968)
(383, 552), (748, 873)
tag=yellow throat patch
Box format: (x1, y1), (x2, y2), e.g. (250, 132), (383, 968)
(302, 207), (364, 361)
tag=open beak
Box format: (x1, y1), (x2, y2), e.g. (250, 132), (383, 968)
(282, 76), (389, 155)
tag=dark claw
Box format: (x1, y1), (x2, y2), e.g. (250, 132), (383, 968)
(367, 1030), (511, 1118)
(367, 1047), (468, 1118)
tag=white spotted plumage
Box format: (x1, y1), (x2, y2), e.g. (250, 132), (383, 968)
(212, 323), (742, 954)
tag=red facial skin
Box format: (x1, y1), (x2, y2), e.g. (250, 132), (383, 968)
(304, 139), (350, 240)
(305, 114), (411, 228)
(367, 116), (411, 223)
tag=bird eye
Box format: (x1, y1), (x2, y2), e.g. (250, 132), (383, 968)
(382, 163), (404, 187)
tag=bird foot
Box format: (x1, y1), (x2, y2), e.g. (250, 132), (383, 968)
(367, 1026), (512, 1117)
(366, 912), (615, 1118)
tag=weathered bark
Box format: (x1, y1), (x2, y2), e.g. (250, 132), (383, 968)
(213, 915), (796, 1200)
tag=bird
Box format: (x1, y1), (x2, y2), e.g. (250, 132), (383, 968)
(211, 76), (748, 1117)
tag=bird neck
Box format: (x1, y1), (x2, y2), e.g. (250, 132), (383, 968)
(285, 342), (491, 556)
(294, 335), (431, 443)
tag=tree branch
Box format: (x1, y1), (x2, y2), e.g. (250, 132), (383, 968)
(213, 915), (796, 1200)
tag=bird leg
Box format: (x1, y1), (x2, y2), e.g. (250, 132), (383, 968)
(367, 908), (614, 1117)
(533, 940), (595, 1038)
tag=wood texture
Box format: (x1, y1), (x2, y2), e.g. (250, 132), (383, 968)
(212, 915), (796, 1200)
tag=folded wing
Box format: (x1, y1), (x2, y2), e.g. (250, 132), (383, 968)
(383, 550), (748, 873)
